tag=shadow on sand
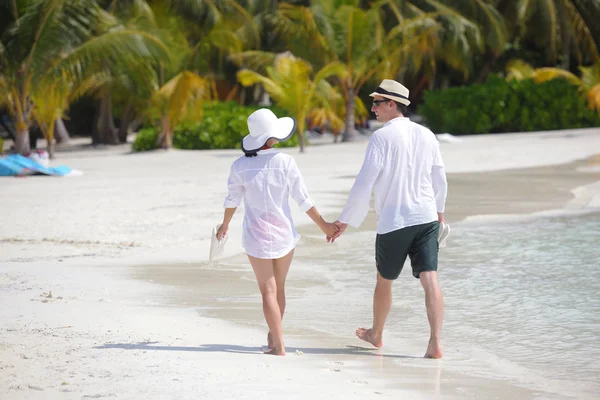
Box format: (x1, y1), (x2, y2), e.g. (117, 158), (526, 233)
(94, 342), (421, 359)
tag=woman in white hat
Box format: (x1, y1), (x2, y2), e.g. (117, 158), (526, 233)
(216, 108), (338, 356)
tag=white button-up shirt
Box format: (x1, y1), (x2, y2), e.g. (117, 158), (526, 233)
(339, 117), (447, 234)
(224, 149), (315, 259)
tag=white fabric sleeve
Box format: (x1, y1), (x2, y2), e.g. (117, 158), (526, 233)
(338, 137), (383, 227)
(432, 165), (447, 213)
(223, 164), (244, 208)
(433, 138), (445, 167)
(288, 158), (315, 212)
(431, 138), (447, 212)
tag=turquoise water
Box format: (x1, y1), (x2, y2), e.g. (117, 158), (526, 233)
(285, 213), (600, 398)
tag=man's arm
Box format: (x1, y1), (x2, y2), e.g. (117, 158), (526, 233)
(335, 137), (383, 234)
(431, 139), (447, 222)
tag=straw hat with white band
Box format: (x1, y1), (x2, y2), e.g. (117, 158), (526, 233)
(369, 79), (411, 106)
(242, 108), (296, 154)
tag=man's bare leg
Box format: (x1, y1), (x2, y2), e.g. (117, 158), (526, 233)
(356, 273), (393, 348)
(266, 249), (294, 349)
(420, 271), (443, 358)
(248, 255), (285, 356)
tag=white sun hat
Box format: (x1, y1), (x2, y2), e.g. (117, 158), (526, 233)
(209, 223), (228, 265)
(438, 221), (450, 248)
(242, 108), (296, 154)
(369, 79), (411, 106)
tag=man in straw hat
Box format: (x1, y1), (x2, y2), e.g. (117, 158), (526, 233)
(328, 79), (448, 358)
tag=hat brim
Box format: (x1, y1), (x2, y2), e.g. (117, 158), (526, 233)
(369, 92), (411, 106)
(242, 117), (296, 154)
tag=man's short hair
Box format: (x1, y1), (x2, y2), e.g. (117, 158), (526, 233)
(394, 102), (408, 115)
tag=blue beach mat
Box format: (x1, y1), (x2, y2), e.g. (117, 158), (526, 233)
(0, 154), (77, 177)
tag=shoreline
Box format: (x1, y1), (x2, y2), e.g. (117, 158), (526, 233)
(131, 154), (600, 398)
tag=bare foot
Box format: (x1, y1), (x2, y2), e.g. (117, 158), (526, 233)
(263, 346), (286, 356)
(424, 339), (443, 359)
(267, 332), (274, 349)
(355, 327), (383, 348)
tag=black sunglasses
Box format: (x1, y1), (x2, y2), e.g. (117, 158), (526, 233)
(372, 99), (390, 107)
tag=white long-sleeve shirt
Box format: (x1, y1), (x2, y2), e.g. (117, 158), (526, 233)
(338, 117), (447, 234)
(224, 149), (315, 259)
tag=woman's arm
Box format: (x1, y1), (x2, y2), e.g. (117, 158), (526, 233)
(306, 206), (338, 237)
(216, 207), (236, 240)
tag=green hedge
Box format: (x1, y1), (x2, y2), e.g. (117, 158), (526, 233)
(133, 102), (299, 151)
(418, 77), (600, 135)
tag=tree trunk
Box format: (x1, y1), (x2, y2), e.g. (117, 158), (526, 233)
(157, 115), (172, 149)
(411, 75), (430, 104)
(91, 105), (101, 145)
(297, 118), (305, 153)
(128, 117), (143, 134)
(97, 90), (118, 145)
(47, 139), (55, 159)
(118, 102), (134, 143)
(557, 0), (571, 70)
(15, 127), (31, 155)
(476, 53), (498, 83)
(54, 118), (70, 144)
(342, 87), (358, 142)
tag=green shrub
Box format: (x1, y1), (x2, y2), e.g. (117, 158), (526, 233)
(418, 76), (600, 135)
(133, 101), (299, 151)
(131, 127), (159, 151)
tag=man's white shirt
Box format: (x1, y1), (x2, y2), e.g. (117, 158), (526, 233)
(338, 117), (447, 234)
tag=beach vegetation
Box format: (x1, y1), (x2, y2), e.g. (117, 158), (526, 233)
(236, 52), (347, 152)
(1, 0), (599, 157)
(418, 75), (600, 135)
(132, 101), (297, 151)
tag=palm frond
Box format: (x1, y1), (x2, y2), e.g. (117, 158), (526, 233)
(586, 84), (600, 113)
(433, 0), (508, 55)
(209, 28), (243, 54)
(154, 71), (211, 126)
(313, 61), (347, 85)
(534, 67), (580, 84)
(229, 50), (278, 73)
(579, 63), (600, 91)
(49, 29), (168, 86)
(565, 0), (600, 63)
(505, 59), (535, 80)
(237, 69), (284, 99)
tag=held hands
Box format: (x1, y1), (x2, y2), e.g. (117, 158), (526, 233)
(320, 221), (339, 238)
(326, 220), (348, 243)
(216, 224), (228, 241)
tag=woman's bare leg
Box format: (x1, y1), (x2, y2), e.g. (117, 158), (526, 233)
(267, 249), (294, 348)
(248, 254), (286, 356)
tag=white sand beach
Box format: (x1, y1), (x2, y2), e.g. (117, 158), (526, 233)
(1, 127), (600, 399)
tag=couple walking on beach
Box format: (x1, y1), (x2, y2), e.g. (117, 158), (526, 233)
(217, 79), (447, 358)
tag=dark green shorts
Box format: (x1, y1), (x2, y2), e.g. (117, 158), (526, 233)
(375, 221), (439, 280)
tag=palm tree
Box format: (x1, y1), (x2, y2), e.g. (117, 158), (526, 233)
(237, 52), (347, 152)
(270, 0), (444, 142)
(495, 0), (600, 69)
(0, 0), (167, 156)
